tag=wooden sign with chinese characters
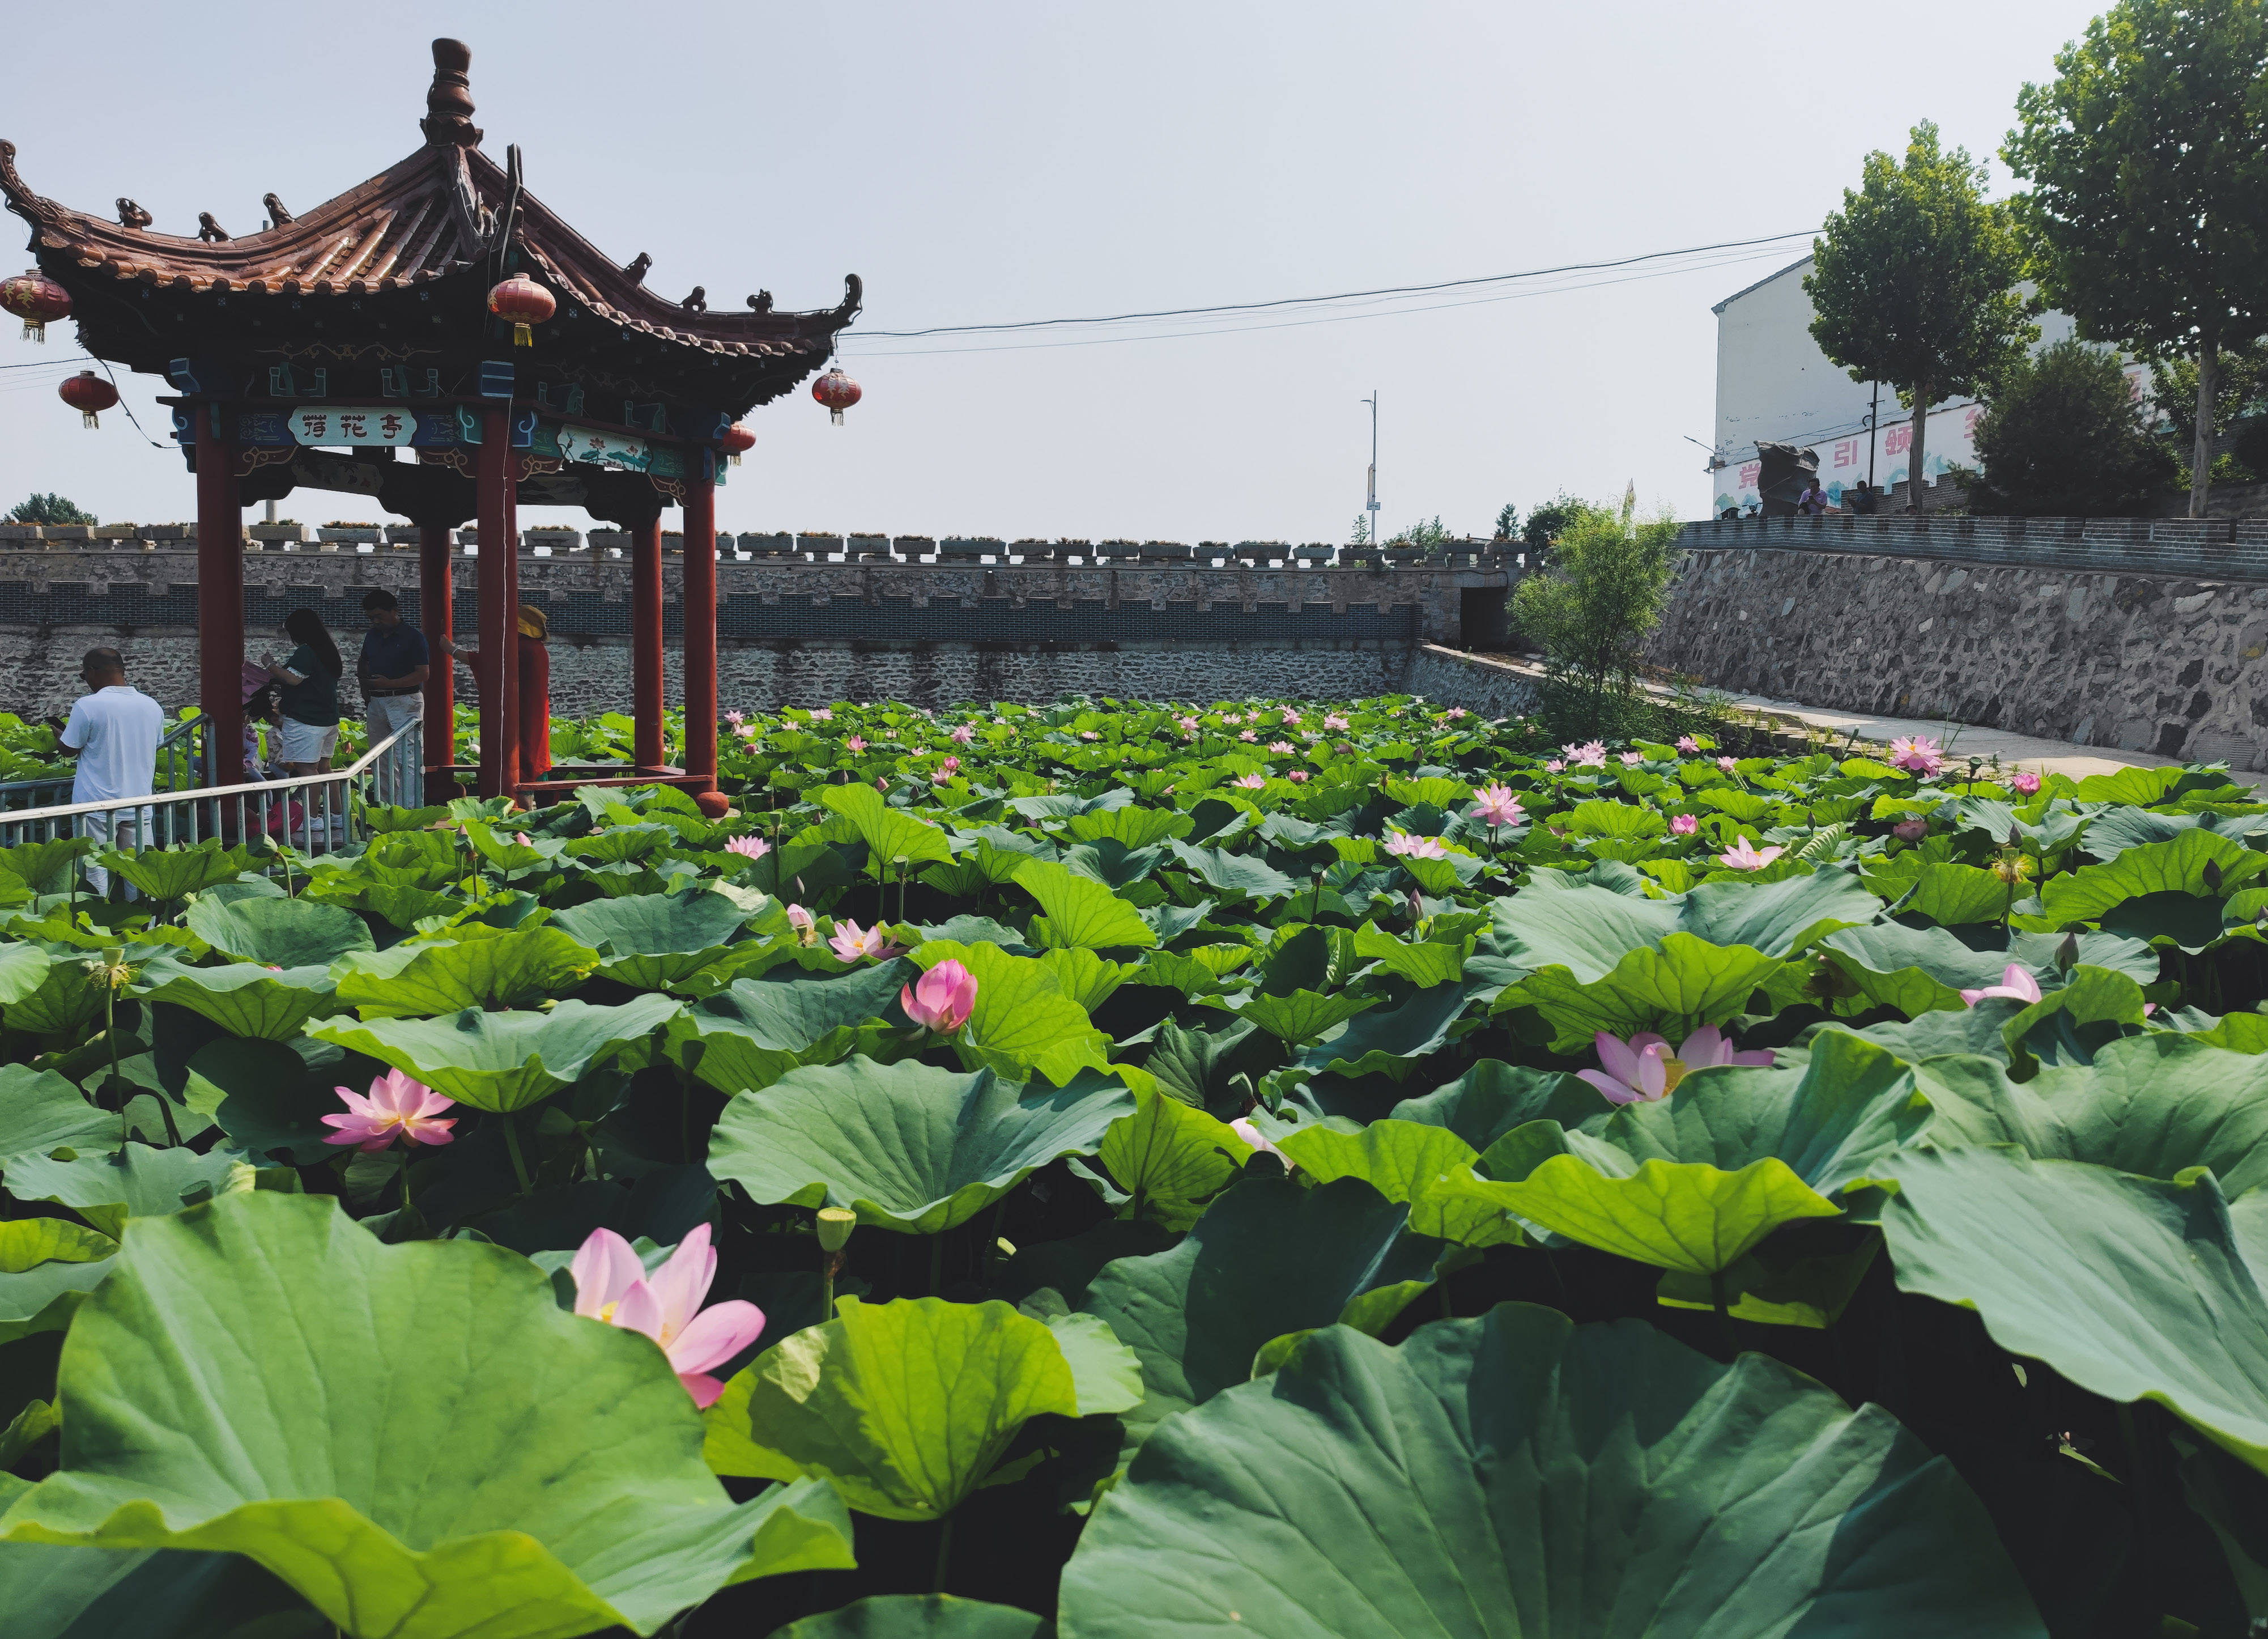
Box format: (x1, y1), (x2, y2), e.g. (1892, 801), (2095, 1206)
(287, 406), (419, 446)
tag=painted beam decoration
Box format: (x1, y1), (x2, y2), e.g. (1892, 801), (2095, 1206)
(557, 423), (650, 472)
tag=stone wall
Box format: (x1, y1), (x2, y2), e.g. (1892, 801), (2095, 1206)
(0, 541), (1512, 716)
(1649, 544), (2268, 767)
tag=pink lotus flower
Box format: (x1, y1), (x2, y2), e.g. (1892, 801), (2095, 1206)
(1233, 772), (1268, 790)
(1081, 731), (1101, 741)
(2010, 770), (2042, 795)
(1717, 837), (1785, 871)
(1545, 759), (1565, 772)
(725, 711), (746, 727)
(1670, 813), (1699, 835)
(322, 1069), (457, 1152)
(786, 904), (816, 945)
(1676, 736), (1700, 754)
(938, 755), (961, 775)
(1960, 963), (2044, 1007)
(903, 959), (978, 1032)
(1281, 709), (1302, 726)
(1287, 769), (1309, 783)
(1570, 741), (1609, 767)
(1578, 1026), (1773, 1105)
(1323, 714), (1350, 731)
(1892, 817), (1927, 843)
(1229, 1117), (1292, 1169)
(1620, 751), (1644, 766)
(884, 727), (899, 738)
(1239, 729), (1258, 742)
(1222, 713), (1242, 725)
(1470, 784), (1525, 828)
(1269, 740), (1295, 754)
(951, 724), (976, 745)
(1888, 735), (1944, 777)
(1385, 830), (1448, 859)
(725, 834), (771, 859)
(571, 1224), (764, 1408)
(1176, 715), (1201, 734)
(846, 736), (868, 753)
(737, 723), (760, 739)
(1717, 756), (1739, 773)
(514, 832), (534, 848)
(1441, 707), (1467, 721)
(829, 918), (907, 963)
(811, 707), (835, 723)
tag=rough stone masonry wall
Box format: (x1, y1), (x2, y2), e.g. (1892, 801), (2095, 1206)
(1649, 545), (2268, 768)
(0, 543), (1506, 718)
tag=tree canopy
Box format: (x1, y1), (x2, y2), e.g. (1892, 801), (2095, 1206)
(7, 494), (96, 526)
(1969, 338), (2175, 516)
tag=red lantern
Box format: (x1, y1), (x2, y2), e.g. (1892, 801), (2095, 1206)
(1, 269), (70, 342)
(58, 370), (118, 430)
(813, 366), (861, 426)
(487, 274), (555, 347)
(720, 421), (756, 466)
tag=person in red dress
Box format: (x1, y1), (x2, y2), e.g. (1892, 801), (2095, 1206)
(439, 605), (552, 784)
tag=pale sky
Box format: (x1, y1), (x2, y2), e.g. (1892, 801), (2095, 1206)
(1, 1), (2108, 542)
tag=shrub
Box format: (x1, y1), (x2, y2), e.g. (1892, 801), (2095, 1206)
(1968, 338), (2174, 515)
(6, 492), (96, 526)
(1510, 498), (1680, 736)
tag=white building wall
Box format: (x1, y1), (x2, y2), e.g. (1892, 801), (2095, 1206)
(1708, 257), (2099, 515)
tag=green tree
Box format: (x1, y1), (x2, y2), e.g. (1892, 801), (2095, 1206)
(1510, 496), (1681, 733)
(1807, 121), (2033, 512)
(1969, 338), (2175, 515)
(1493, 502), (1520, 540)
(2154, 337), (2268, 478)
(1386, 516), (1452, 548)
(2006, 0), (2268, 517)
(7, 493), (96, 525)
(1520, 494), (1595, 553)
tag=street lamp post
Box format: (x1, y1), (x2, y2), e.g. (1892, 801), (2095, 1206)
(1361, 391), (1380, 545)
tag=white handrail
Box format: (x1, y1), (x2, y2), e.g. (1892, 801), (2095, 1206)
(0, 721), (422, 826)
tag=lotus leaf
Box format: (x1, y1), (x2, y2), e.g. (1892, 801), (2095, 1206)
(1011, 857), (1158, 949)
(333, 925), (602, 1017)
(1492, 932), (1789, 1054)
(1090, 1082), (1252, 1230)
(665, 961), (913, 1094)
(822, 782), (955, 869)
(133, 958), (344, 1042)
(547, 889), (757, 988)
(307, 994), (681, 1113)
(2041, 829), (2268, 924)
(771, 1596), (1048, 1639)
(181, 895), (372, 968)
(0, 1063), (123, 1160)
(910, 941), (1111, 1086)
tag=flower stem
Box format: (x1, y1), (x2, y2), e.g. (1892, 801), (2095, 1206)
(1710, 1268), (1736, 1359)
(933, 1510), (955, 1595)
(500, 1114), (533, 1195)
(929, 1232), (944, 1296)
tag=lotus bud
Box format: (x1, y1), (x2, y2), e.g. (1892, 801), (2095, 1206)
(2054, 932), (2079, 976)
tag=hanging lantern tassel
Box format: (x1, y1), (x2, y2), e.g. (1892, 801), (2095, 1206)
(812, 366), (861, 427)
(58, 370), (118, 430)
(487, 274), (556, 349)
(721, 421), (756, 467)
(2, 270), (71, 343)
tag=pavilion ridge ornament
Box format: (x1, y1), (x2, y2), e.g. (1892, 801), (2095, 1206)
(487, 273), (554, 346)
(721, 421), (756, 465)
(58, 370), (116, 428)
(1, 268), (68, 341)
(814, 365), (861, 425)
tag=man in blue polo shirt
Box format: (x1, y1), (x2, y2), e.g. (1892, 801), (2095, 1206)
(357, 589), (429, 799)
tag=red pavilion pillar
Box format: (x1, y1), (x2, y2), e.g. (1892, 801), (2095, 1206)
(418, 521), (454, 799)
(475, 407), (518, 800)
(193, 406), (244, 788)
(630, 512), (666, 772)
(683, 453), (723, 813)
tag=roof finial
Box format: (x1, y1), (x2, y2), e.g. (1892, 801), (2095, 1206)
(420, 39), (482, 148)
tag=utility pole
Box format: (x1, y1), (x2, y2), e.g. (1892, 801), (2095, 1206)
(1867, 381), (1879, 488)
(1361, 391), (1380, 545)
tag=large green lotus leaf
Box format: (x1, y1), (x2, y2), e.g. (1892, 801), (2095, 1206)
(1997, 965), (2151, 1076)
(1482, 883), (1678, 982)
(1581, 1029), (1929, 1202)
(0, 1063), (124, 1160)
(1054, 1303), (2044, 1639)
(1917, 1034), (2268, 1195)
(1067, 805), (1192, 850)
(1676, 863), (1883, 954)
(1011, 857), (1156, 950)
(3, 1143), (256, 1239)
(771, 1596), (1047, 1639)
(0, 1192), (854, 1638)
(1823, 924), (2037, 1016)
(1449, 1136), (1843, 1275)
(307, 995), (681, 1114)
(1163, 839), (1299, 902)
(1347, 925), (1465, 987)
(181, 895), (373, 968)
(1090, 1084), (1252, 1231)
(665, 962), (914, 1094)
(332, 926), (602, 1019)
(0, 1543), (326, 1639)
(100, 844), (248, 905)
(2041, 829), (2268, 924)
(2071, 803), (2268, 861)
(1493, 933), (1788, 1055)
(1893, 862), (2020, 927)
(912, 941), (1110, 1087)
(821, 782), (955, 868)
(181, 1037), (352, 1167)
(0, 1255), (111, 1347)
(0, 1216), (118, 1268)
(547, 889), (757, 988)
(133, 959), (345, 1042)
(1942, 795), (2093, 854)
(0, 940), (53, 1005)
(1235, 987), (1377, 1044)
(707, 1058), (1134, 1234)
(0, 835), (96, 895)
(702, 1295), (1131, 1519)
(1872, 1146), (2268, 1475)
(1386, 1059), (1605, 1153)
(1076, 1174), (1442, 1458)
(1299, 979), (1492, 1082)
(1562, 797), (1666, 839)
(3, 956), (104, 1038)
(1277, 1120), (1520, 1246)
(1035, 946), (1129, 1013)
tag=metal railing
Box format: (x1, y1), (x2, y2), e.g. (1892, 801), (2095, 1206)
(0, 714), (208, 816)
(0, 720), (422, 883)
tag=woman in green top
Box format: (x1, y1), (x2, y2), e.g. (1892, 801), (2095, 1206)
(261, 608), (344, 776)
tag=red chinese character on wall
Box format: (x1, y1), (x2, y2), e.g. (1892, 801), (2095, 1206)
(1738, 461), (1760, 487)
(1964, 406), (1984, 437)
(1884, 425), (1912, 456)
(1832, 439), (1860, 468)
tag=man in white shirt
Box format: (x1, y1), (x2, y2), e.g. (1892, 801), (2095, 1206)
(57, 648), (164, 896)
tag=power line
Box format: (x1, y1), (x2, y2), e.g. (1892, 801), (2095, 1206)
(850, 229), (1815, 339)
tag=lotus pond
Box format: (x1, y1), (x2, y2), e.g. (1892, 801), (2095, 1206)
(2, 695), (2267, 1637)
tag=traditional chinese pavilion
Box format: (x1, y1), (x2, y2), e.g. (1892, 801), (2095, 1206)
(0, 38), (859, 810)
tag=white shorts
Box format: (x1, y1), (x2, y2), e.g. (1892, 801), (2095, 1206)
(278, 717), (339, 765)
(365, 691), (424, 742)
